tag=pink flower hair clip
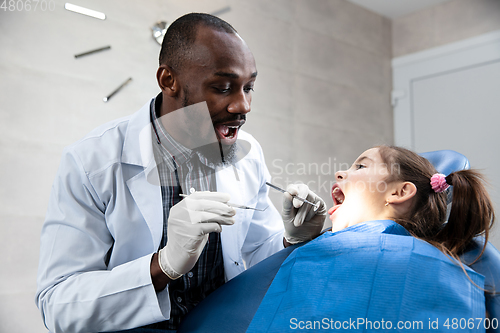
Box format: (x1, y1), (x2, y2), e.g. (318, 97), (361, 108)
(430, 173), (450, 193)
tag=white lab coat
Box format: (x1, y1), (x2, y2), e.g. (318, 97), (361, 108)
(35, 100), (285, 333)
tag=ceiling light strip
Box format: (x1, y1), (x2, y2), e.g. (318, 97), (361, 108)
(64, 3), (106, 20)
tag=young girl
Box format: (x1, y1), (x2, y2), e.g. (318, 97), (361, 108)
(328, 145), (495, 260)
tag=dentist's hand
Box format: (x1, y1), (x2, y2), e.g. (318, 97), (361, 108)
(281, 184), (326, 245)
(158, 191), (236, 280)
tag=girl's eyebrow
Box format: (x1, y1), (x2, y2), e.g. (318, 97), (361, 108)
(354, 156), (374, 164)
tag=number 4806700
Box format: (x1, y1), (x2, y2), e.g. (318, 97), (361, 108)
(443, 318), (499, 330)
(1, 0), (56, 11)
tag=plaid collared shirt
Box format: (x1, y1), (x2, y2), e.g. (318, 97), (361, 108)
(144, 95), (225, 330)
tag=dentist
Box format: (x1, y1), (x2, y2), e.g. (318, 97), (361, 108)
(36, 13), (326, 333)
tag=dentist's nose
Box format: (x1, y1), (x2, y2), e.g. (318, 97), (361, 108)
(227, 90), (251, 115)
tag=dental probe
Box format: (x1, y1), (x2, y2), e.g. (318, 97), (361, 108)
(179, 193), (268, 211)
(265, 182), (320, 211)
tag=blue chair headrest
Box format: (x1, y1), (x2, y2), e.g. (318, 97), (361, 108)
(420, 150), (470, 175)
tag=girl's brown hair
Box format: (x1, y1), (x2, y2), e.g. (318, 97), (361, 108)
(378, 145), (495, 259)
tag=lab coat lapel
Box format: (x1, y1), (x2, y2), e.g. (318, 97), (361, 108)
(122, 101), (163, 249)
(126, 165), (163, 249)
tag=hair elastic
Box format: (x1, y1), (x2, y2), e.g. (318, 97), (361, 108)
(430, 173), (450, 193)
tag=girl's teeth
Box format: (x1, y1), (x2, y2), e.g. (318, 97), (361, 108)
(332, 187), (344, 204)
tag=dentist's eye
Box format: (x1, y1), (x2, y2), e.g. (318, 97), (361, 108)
(244, 86), (254, 93)
(217, 87), (230, 93)
(213, 85), (231, 93)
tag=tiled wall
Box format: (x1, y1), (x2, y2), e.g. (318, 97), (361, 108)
(392, 0), (500, 57)
(0, 0), (392, 331)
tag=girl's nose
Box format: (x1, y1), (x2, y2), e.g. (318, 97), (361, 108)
(335, 171), (347, 180)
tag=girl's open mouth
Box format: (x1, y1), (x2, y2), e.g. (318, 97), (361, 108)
(328, 183), (345, 216)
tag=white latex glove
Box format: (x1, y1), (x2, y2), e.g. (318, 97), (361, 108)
(282, 184), (327, 244)
(158, 191), (236, 280)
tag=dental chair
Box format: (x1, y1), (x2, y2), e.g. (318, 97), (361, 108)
(178, 150), (500, 333)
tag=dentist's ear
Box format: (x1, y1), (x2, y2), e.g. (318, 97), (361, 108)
(388, 182), (417, 206)
(157, 65), (180, 97)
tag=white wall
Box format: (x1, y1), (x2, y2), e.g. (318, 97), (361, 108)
(0, 0), (392, 331)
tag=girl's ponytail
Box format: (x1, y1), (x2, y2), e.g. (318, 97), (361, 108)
(434, 170), (495, 258)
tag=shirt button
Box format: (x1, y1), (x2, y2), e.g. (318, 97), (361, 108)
(187, 272), (193, 278)
(234, 261), (239, 266)
(177, 297), (182, 303)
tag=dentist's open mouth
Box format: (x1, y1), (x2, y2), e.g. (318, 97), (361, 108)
(214, 120), (245, 145)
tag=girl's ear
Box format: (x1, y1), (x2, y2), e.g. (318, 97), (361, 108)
(157, 65), (180, 97)
(389, 182), (417, 205)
